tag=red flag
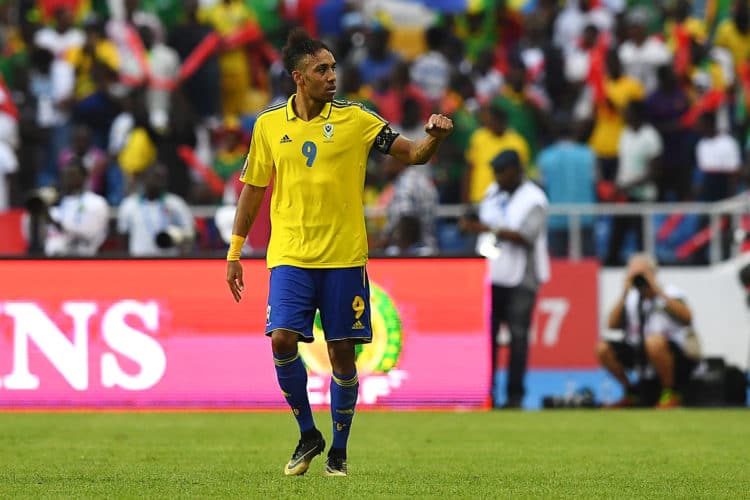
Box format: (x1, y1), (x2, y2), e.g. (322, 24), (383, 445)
(222, 23), (262, 50)
(178, 32), (222, 83)
(679, 89), (724, 127)
(177, 145), (226, 196)
(587, 35), (608, 105)
(673, 24), (691, 77)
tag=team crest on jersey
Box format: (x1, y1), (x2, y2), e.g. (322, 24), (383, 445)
(323, 123), (334, 142)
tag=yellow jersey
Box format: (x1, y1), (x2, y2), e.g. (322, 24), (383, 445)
(466, 128), (530, 203)
(589, 76), (644, 158)
(241, 95), (397, 269)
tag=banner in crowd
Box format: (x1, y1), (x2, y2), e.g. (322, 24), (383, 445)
(0, 259), (598, 409)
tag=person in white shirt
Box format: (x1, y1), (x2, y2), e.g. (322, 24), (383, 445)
(117, 163), (195, 256)
(599, 253), (697, 408)
(695, 111), (741, 201)
(459, 149), (550, 409)
(28, 47), (75, 188)
(605, 100), (662, 266)
(618, 8), (672, 93)
(410, 26), (452, 102)
(135, 24), (180, 131)
(43, 161), (110, 256)
(554, 0), (613, 53)
(33, 6), (85, 57)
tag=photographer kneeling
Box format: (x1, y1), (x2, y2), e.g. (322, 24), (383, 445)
(598, 253), (698, 408)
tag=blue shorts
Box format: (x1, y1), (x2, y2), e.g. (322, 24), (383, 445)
(265, 265), (372, 344)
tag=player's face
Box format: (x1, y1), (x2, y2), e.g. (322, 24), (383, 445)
(296, 49), (337, 102)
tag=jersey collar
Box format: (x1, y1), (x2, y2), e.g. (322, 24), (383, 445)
(285, 94), (333, 121)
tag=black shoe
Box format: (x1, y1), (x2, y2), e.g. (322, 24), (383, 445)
(323, 455), (347, 477)
(284, 430), (325, 476)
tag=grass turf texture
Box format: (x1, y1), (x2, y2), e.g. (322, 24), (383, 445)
(1, 410), (747, 498)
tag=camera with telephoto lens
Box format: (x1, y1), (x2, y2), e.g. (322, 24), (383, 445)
(155, 225), (189, 249)
(24, 187), (58, 214)
(632, 273), (649, 290)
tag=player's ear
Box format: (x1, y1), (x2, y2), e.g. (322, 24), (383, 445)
(292, 69), (303, 88)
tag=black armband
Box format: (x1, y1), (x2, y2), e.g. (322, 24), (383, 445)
(373, 124), (399, 154)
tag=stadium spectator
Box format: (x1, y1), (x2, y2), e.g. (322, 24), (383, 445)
(459, 149), (550, 409)
(464, 102), (530, 203)
(410, 25), (452, 102)
(106, 0), (165, 84)
(599, 252), (698, 408)
(135, 24), (179, 131)
(695, 111), (741, 202)
(39, 160), (110, 256)
(66, 14), (120, 101)
(33, 6), (85, 57)
(336, 62), (377, 111)
(224, 28), (452, 476)
(714, 0), (750, 69)
(538, 115), (596, 258)
(450, 1), (500, 63)
(588, 50), (644, 183)
(645, 65), (692, 201)
(471, 47), (503, 105)
(117, 105), (159, 185)
(434, 72), (479, 204)
(117, 162), (194, 256)
(618, 8), (671, 93)
(27, 46), (75, 189)
(166, 0), (220, 120)
(57, 124), (108, 195)
(491, 56), (547, 164)
(378, 155), (439, 256)
(605, 100), (662, 266)
(198, 0), (262, 116)
(211, 115), (248, 196)
(371, 61), (431, 126)
(357, 26), (401, 87)
(553, 0), (613, 51)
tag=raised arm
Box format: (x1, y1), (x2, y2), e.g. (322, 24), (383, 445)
(387, 114), (453, 165)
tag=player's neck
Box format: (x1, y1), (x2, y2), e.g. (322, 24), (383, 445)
(292, 93), (325, 122)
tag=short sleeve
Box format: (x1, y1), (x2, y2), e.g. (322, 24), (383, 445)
(727, 137), (742, 170)
(240, 119), (274, 187)
(648, 127), (663, 158)
(358, 105), (399, 154)
(117, 198), (134, 234)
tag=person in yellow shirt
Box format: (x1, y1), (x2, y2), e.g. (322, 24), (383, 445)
(225, 28), (453, 478)
(199, 0), (259, 115)
(589, 51), (645, 182)
(464, 102), (530, 203)
(66, 14), (119, 100)
(714, 1), (750, 68)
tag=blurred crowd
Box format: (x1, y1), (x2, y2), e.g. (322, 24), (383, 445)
(2, 0), (750, 261)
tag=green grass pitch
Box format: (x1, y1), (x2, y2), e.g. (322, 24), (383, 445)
(1, 410), (748, 498)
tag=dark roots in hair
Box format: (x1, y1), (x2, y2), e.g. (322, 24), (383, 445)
(281, 27), (330, 75)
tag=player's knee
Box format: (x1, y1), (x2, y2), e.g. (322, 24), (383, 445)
(596, 340), (611, 363)
(271, 329), (299, 355)
(327, 340), (356, 373)
(644, 334), (669, 357)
